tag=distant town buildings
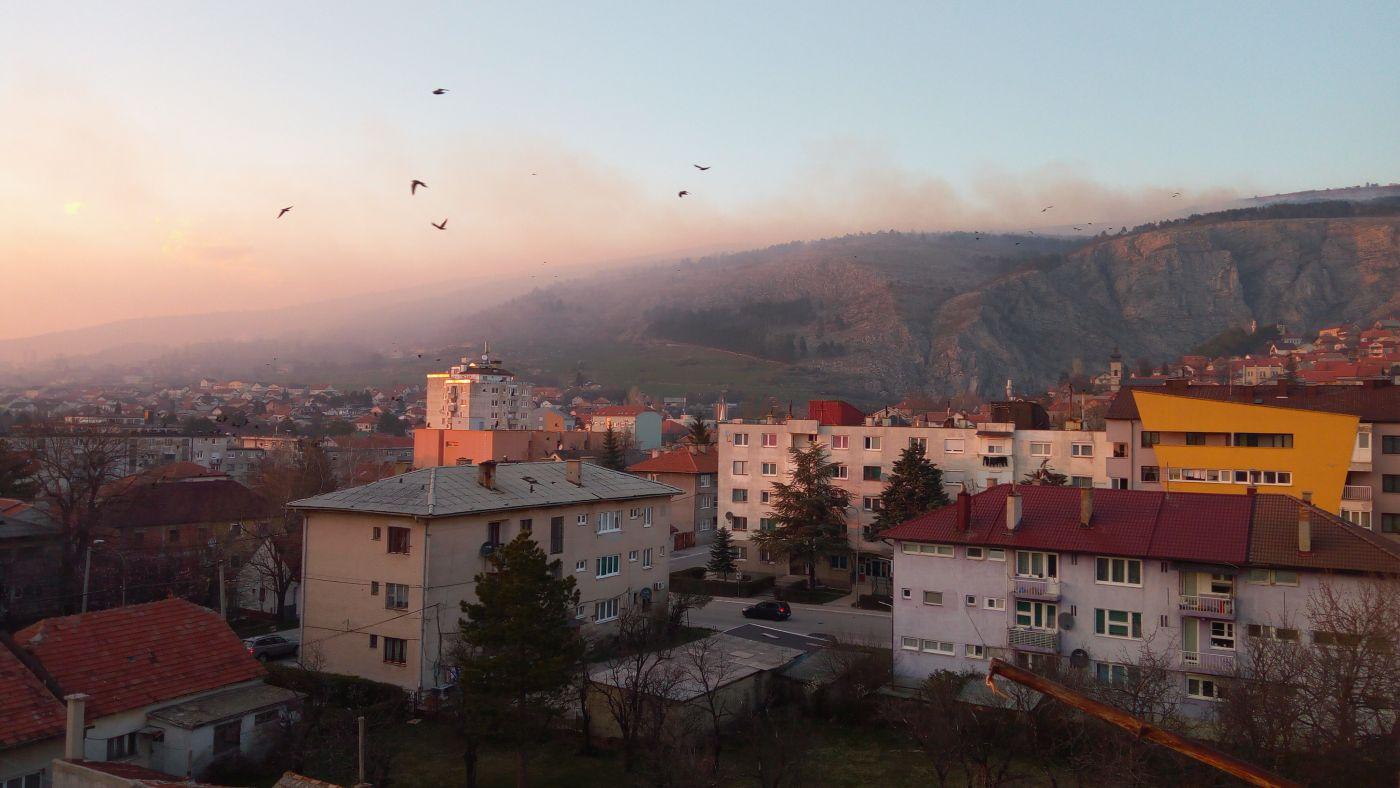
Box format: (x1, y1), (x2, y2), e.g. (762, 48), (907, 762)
(424, 346), (533, 430)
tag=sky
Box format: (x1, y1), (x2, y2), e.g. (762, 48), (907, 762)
(1, 1), (1397, 340)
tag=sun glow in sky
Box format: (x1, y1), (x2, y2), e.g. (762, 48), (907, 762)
(1, 2), (1396, 339)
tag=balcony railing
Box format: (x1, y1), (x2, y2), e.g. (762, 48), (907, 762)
(1342, 485), (1372, 501)
(1180, 650), (1236, 675)
(1012, 577), (1061, 600)
(1007, 626), (1058, 653)
(1178, 594), (1235, 619)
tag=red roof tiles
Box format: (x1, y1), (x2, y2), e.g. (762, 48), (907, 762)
(0, 639), (66, 749)
(16, 598), (265, 720)
(627, 447), (718, 475)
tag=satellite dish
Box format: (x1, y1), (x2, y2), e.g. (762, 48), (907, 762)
(1058, 612), (1075, 630)
(1069, 648), (1090, 669)
(724, 511), (734, 522)
(479, 541), (497, 557)
(640, 587), (653, 603)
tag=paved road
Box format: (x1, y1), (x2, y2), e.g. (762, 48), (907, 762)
(668, 546), (709, 572)
(683, 595), (891, 645)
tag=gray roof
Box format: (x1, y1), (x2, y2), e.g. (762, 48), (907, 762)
(589, 632), (804, 702)
(289, 461), (683, 518)
(0, 502), (61, 541)
(148, 683), (302, 729)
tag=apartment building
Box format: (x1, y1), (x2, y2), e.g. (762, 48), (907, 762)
(290, 460), (678, 692)
(717, 401), (1108, 588)
(424, 349), (533, 430)
(627, 445), (719, 548)
(413, 427), (601, 468)
(586, 406), (663, 451)
(1105, 381), (1400, 536)
(883, 484), (1400, 711)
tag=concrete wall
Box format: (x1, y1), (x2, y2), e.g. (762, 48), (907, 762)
(0, 738), (62, 787)
(412, 429), (599, 468)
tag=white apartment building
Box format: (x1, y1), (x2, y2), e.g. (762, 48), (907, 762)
(425, 349), (534, 430)
(884, 484), (1400, 712)
(717, 409), (1108, 589)
(290, 460), (678, 692)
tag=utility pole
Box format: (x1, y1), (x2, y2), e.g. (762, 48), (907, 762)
(218, 561), (227, 619)
(356, 715), (368, 788)
(81, 543), (94, 614)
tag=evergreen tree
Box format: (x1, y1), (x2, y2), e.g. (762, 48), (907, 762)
(1022, 459), (1069, 486)
(707, 527), (737, 580)
(751, 444), (851, 590)
(456, 534), (584, 787)
(873, 443), (951, 533)
(685, 419), (713, 446)
(600, 425), (626, 470)
(375, 410), (405, 436)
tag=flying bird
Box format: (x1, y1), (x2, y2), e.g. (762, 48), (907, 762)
(694, 164), (710, 171)
(1171, 192), (1181, 198)
(277, 206), (293, 218)
(677, 190), (689, 198)
(432, 219), (448, 230)
(411, 180), (427, 195)
(1073, 226), (1083, 231)
(432, 88), (448, 95)
(1041, 205), (1053, 212)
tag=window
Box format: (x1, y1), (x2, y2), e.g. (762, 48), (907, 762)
(1247, 624), (1300, 641)
(732, 489), (749, 503)
(902, 543), (954, 557)
(699, 474), (712, 488)
(832, 464), (849, 479)
(213, 720), (241, 756)
(733, 432), (749, 446)
(732, 461), (748, 475)
(629, 508), (641, 519)
(1384, 475), (1400, 494)
(1141, 431), (1160, 447)
(1071, 476), (1093, 488)
(862, 465), (882, 482)
(383, 637), (407, 664)
(596, 554), (620, 578)
(757, 432), (778, 448)
(761, 462), (778, 476)
(864, 436), (882, 451)
(1207, 573), (1234, 595)
(1095, 557), (1142, 586)
(597, 511), (622, 533)
(1248, 569), (1298, 586)
(984, 597), (1006, 611)
(644, 507), (653, 527)
(387, 526), (410, 554)
(1015, 601), (1057, 630)
(1113, 443), (1128, 458)
(642, 548), (653, 568)
(1027, 441), (1051, 457)
(487, 521), (503, 547)
(1383, 435), (1400, 455)
(987, 548), (1006, 562)
(944, 438), (964, 454)
(368, 634), (378, 648)
(1186, 674), (1223, 701)
(254, 709), (280, 726)
(1342, 509), (1372, 529)
(1095, 662), (1138, 685)
(966, 644), (986, 659)
(595, 598), (619, 622)
(922, 591), (943, 606)
(1071, 443), (1093, 458)
(900, 636), (920, 650)
(731, 516), (748, 531)
(901, 588), (912, 599)
(1232, 432), (1293, 448)
(168, 528), (180, 544)
(574, 560), (586, 572)
(550, 517), (564, 554)
(917, 639), (954, 655)
(1094, 609), (1143, 639)
(577, 513), (589, 526)
(1141, 465), (1160, 483)
(1015, 551), (1058, 578)
(1210, 621), (1235, 650)
(1383, 513), (1400, 534)
(909, 437), (927, 453)
(861, 496), (882, 512)
(965, 595), (977, 606)
(966, 546), (985, 560)
(106, 732), (137, 760)
(831, 435), (849, 450)
(4, 771), (43, 788)
(385, 583), (409, 610)
(734, 546), (749, 560)
(371, 526), (382, 541)
(1185, 432), (1206, 446)
(828, 554), (849, 570)
(370, 581), (380, 596)
(628, 550), (639, 562)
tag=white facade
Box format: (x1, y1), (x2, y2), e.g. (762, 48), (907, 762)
(425, 356), (533, 430)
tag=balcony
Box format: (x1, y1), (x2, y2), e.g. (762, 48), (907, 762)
(981, 455), (1010, 468)
(1180, 650), (1236, 675)
(1012, 577), (1061, 601)
(1178, 594), (1235, 620)
(1342, 485), (1372, 502)
(1007, 626), (1059, 653)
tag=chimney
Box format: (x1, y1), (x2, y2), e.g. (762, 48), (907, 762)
(652, 449), (662, 458)
(955, 489), (971, 532)
(64, 693), (89, 760)
(565, 459), (583, 486)
(1298, 491), (1313, 554)
(1246, 485), (1257, 497)
(1005, 488), (1022, 532)
(1079, 487), (1093, 528)
(478, 460), (497, 490)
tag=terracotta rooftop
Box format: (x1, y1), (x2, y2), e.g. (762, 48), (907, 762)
(1106, 381), (1400, 422)
(15, 598), (265, 720)
(591, 405), (654, 417)
(98, 478), (274, 530)
(626, 446), (718, 475)
(881, 484), (1400, 574)
(0, 637), (66, 749)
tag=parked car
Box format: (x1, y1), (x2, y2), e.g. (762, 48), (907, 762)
(244, 634), (299, 661)
(742, 601), (792, 621)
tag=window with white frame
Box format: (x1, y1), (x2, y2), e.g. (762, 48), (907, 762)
(920, 639), (955, 655)
(900, 636), (920, 651)
(965, 595), (977, 606)
(732, 489), (748, 503)
(699, 475), (712, 488)
(1247, 569), (1299, 586)
(731, 516), (748, 531)
(1210, 621), (1235, 650)
(1015, 600), (1058, 630)
(985, 597), (1006, 611)
(758, 432), (777, 447)
(864, 436), (882, 451)
(628, 550), (638, 562)
(1095, 608), (1143, 639)
(761, 462), (778, 476)
(862, 496), (882, 512)
(642, 548), (653, 568)
(597, 511), (622, 533)
(1095, 662), (1138, 685)
(922, 591), (943, 605)
(1029, 442), (1051, 457)
(1071, 443), (1094, 457)
(384, 583), (409, 610)
(831, 435), (849, 450)
(733, 433), (749, 446)
(901, 543), (954, 557)
(643, 507), (653, 527)
(574, 560), (586, 572)
(901, 588), (912, 599)
(594, 597), (619, 622)
(832, 464), (849, 479)
(732, 461), (748, 475)
(966, 546), (985, 560)
(1015, 550), (1058, 578)
(1247, 624), (1300, 641)
(987, 548), (1006, 562)
(576, 513), (589, 527)
(966, 644), (986, 659)
(1095, 556), (1142, 586)
(759, 490), (771, 504)
(1186, 674), (1223, 701)
(944, 438), (965, 454)
(596, 554), (620, 578)
(909, 437), (927, 453)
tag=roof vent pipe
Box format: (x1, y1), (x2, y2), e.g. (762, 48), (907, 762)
(955, 490), (971, 532)
(1006, 489), (1022, 532)
(1079, 487), (1094, 528)
(1298, 491), (1313, 554)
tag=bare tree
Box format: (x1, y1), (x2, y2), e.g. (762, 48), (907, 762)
(593, 603), (684, 773)
(242, 529), (301, 625)
(677, 634), (740, 775)
(748, 683), (811, 788)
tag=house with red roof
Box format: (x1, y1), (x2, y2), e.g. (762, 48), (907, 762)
(883, 484), (1400, 710)
(627, 445), (720, 548)
(1, 598), (300, 785)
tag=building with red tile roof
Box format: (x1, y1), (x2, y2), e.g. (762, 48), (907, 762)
(0, 637), (66, 752)
(628, 446), (719, 549)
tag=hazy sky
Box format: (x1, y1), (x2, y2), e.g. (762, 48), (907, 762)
(2, 2), (1397, 339)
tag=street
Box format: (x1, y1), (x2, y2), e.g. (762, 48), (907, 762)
(684, 595), (891, 645)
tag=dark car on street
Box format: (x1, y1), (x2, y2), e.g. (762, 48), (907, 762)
(741, 600), (792, 621)
(244, 634), (299, 661)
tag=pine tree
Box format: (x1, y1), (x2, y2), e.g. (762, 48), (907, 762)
(751, 444), (851, 590)
(873, 443), (950, 534)
(600, 425), (626, 470)
(707, 527), (737, 580)
(685, 419), (713, 446)
(456, 533), (584, 787)
(1022, 459), (1069, 486)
